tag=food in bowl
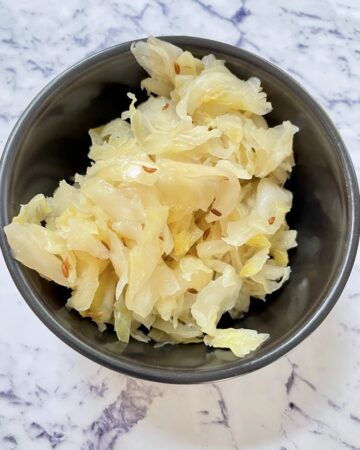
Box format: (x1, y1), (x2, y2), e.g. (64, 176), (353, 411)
(4, 37), (298, 357)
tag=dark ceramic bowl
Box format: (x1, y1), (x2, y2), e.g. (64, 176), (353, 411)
(0, 37), (359, 383)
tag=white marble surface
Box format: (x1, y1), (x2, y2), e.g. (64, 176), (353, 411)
(1, 0), (360, 449)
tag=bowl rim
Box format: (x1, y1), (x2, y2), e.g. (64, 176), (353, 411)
(1, 35), (359, 384)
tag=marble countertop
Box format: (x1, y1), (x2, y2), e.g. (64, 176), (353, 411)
(1, 0), (360, 449)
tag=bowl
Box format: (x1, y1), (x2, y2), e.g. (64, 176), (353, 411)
(0, 36), (359, 383)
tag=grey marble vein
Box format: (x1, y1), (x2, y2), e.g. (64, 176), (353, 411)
(82, 378), (159, 450)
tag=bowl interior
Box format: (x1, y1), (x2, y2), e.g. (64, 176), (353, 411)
(1, 38), (355, 381)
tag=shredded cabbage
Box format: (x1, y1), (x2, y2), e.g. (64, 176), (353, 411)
(4, 37), (298, 358)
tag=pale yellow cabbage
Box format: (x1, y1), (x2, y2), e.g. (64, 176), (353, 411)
(191, 265), (242, 335)
(204, 328), (269, 358)
(4, 37), (298, 358)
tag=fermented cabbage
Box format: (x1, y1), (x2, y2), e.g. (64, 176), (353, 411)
(4, 37), (298, 358)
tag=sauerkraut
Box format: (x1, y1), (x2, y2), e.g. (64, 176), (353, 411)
(4, 37), (298, 358)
